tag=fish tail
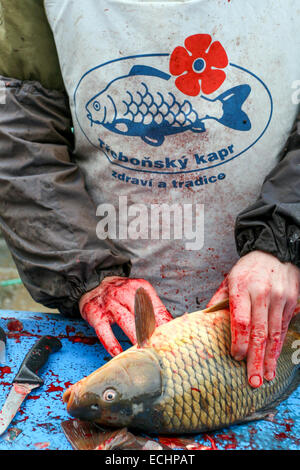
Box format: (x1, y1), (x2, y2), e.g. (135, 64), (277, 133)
(212, 84), (252, 131)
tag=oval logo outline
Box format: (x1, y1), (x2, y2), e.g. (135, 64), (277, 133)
(74, 56), (273, 175)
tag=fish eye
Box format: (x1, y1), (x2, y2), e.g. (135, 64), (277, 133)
(103, 388), (117, 402)
(93, 101), (101, 111)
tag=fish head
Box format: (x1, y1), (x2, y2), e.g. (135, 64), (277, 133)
(86, 94), (109, 126)
(63, 349), (162, 427)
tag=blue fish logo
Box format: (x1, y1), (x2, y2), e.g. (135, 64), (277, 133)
(86, 65), (251, 147)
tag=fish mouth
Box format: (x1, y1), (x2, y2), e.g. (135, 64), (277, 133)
(63, 383), (103, 421)
(63, 385), (74, 411)
(63, 384), (81, 412)
(86, 112), (94, 127)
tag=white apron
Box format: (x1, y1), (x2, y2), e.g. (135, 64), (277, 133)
(44, 0), (300, 316)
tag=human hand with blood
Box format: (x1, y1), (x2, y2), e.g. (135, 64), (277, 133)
(207, 251), (300, 388)
(79, 276), (173, 357)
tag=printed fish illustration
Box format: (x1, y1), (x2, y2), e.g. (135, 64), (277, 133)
(63, 289), (300, 435)
(86, 65), (251, 147)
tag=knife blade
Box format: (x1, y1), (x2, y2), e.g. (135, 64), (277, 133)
(0, 335), (62, 436)
(0, 327), (6, 366)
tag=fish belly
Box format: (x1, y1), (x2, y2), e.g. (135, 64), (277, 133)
(146, 310), (299, 434)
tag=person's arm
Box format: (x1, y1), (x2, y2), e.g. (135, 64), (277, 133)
(208, 114), (300, 388)
(0, 76), (131, 317)
(0, 1), (172, 352)
(0, 76), (172, 354)
(235, 114), (300, 265)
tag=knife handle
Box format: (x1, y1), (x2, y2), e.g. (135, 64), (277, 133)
(0, 327), (6, 344)
(14, 335), (62, 386)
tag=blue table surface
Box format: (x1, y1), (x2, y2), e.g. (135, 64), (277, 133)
(0, 310), (299, 451)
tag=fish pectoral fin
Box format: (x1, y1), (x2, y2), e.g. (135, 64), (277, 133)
(113, 121), (130, 134)
(142, 134), (165, 147)
(191, 120), (206, 132)
(61, 420), (143, 450)
(134, 288), (156, 347)
(61, 419), (113, 450)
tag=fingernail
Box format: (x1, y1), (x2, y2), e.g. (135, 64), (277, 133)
(249, 375), (263, 388)
(264, 371), (276, 382)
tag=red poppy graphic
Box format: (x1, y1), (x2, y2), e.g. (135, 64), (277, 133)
(169, 34), (229, 96)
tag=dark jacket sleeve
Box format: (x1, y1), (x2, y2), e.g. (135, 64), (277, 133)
(235, 114), (300, 267)
(0, 76), (131, 317)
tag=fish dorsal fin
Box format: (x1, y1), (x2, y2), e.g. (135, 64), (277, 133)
(203, 298), (229, 313)
(129, 65), (171, 81)
(134, 288), (156, 347)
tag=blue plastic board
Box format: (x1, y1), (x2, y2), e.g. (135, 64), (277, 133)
(0, 310), (298, 451)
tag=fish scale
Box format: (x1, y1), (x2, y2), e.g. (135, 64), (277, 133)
(144, 309), (299, 433)
(123, 83), (198, 127)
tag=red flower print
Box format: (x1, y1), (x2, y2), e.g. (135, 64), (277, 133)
(169, 34), (229, 96)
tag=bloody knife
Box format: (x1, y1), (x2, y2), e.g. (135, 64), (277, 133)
(0, 327), (6, 366)
(0, 335), (62, 435)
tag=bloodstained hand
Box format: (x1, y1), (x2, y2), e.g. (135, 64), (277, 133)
(79, 277), (173, 357)
(207, 251), (300, 388)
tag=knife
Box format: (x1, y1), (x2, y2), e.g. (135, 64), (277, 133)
(0, 335), (62, 436)
(0, 327), (6, 366)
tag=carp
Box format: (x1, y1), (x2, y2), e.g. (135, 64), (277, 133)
(63, 289), (300, 434)
(85, 64), (251, 147)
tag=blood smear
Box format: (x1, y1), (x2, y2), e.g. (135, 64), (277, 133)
(0, 366), (11, 379)
(7, 320), (23, 332)
(34, 442), (50, 450)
